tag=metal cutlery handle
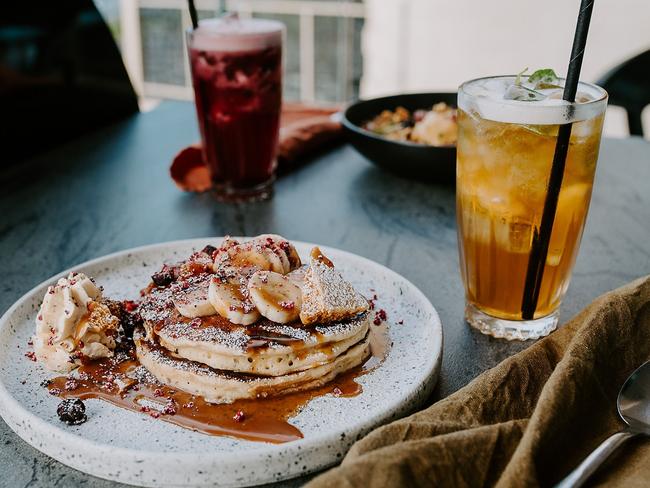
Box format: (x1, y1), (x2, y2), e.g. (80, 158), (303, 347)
(554, 430), (638, 488)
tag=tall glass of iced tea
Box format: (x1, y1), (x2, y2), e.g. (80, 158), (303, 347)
(456, 75), (607, 339)
(187, 16), (284, 202)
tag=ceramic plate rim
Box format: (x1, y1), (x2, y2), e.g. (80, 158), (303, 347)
(0, 238), (443, 485)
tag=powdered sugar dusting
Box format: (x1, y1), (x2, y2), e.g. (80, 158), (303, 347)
(162, 321), (250, 350)
(300, 259), (369, 325)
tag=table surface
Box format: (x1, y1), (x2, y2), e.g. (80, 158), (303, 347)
(1, 102), (649, 488)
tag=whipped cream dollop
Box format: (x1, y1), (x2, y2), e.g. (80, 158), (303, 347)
(34, 272), (119, 372)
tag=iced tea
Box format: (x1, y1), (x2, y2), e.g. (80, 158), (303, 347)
(456, 76), (607, 339)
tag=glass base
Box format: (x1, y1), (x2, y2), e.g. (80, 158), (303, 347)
(465, 303), (559, 341)
(212, 177), (274, 203)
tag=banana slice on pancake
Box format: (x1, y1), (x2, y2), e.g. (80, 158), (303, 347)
(213, 235), (301, 277)
(283, 243), (302, 271)
(172, 274), (216, 319)
(208, 278), (260, 325)
(214, 244), (273, 277)
(256, 234), (301, 273)
(286, 265), (308, 288)
(260, 247), (287, 274)
(248, 271), (302, 324)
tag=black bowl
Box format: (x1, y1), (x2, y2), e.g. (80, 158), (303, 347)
(342, 92), (457, 183)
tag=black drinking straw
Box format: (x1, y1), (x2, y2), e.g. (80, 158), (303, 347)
(188, 0), (199, 29)
(521, 0), (595, 320)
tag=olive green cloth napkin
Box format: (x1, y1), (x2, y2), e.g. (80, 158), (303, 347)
(307, 275), (650, 488)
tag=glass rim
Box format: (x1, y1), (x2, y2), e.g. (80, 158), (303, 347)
(458, 75), (608, 125)
(188, 17), (286, 37)
(459, 75), (607, 104)
(186, 18), (285, 52)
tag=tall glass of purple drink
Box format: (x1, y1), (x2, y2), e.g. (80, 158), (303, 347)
(187, 16), (284, 202)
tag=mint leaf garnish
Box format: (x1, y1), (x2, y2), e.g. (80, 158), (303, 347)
(507, 68), (558, 100)
(515, 67), (528, 86)
(528, 69), (560, 88)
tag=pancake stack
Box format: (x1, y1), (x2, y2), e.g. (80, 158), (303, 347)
(136, 235), (371, 404)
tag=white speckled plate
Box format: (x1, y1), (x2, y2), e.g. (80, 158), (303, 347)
(0, 239), (442, 488)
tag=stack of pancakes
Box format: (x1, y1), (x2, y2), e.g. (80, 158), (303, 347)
(135, 235), (371, 404)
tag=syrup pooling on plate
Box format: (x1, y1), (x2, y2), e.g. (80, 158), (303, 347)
(46, 323), (389, 444)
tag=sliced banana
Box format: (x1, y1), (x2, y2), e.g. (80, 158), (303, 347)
(172, 275), (216, 319)
(220, 236), (239, 252)
(208, 278), (260, 325)
(213, 235), (302, 278)
(248, 271), (302, 324)
(214, 243), (271, 276)
(257, 234), (301, 272)
(286, 265), (307, 289)
(282, 242), (302, 271)
(275, 246), (292, 273)
(261, 246), (287, 273)
(230, 247), (272, 270)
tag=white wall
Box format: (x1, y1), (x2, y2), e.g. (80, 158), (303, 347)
(362, 0), (650, 136)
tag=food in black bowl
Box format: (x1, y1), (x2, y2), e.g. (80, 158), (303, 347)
(342, 93), (457, 183)
(363, 102), (457, 146)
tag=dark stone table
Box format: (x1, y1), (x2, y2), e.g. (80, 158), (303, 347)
(1, 102), (649, 487)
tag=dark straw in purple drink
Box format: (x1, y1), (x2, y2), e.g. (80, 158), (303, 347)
(188, 0), (198, 29)
(521, 0), (596, 320)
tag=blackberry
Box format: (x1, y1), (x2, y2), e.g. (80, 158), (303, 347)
(57, 399), (87, 425)
(119, 311), (142, 341)
(151, 270), (174, 287)
(201, 245), (218, 256)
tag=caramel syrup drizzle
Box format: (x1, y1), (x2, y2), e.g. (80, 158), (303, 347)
(47, 323), (390, 444)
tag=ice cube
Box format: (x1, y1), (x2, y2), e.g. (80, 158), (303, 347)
(494, 218), (534, 254)
(546, 183), (591, 265)
(504, 84), (547, 102)
(510, 220), (534, 253)
(464, 185), (532, 252)
(461, 206), (491, 244)
(520, 124), (559, 137)
(571, 117), (598, 138)
(546, 249), (562, 267)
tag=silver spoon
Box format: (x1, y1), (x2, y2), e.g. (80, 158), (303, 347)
(555, 360), (650, 488)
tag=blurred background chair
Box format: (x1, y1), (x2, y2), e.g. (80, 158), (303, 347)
(0, 0), (138, 167)
(597, 49), (650, 137)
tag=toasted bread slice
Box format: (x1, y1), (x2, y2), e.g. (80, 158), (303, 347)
(299, 247), (369, 325)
